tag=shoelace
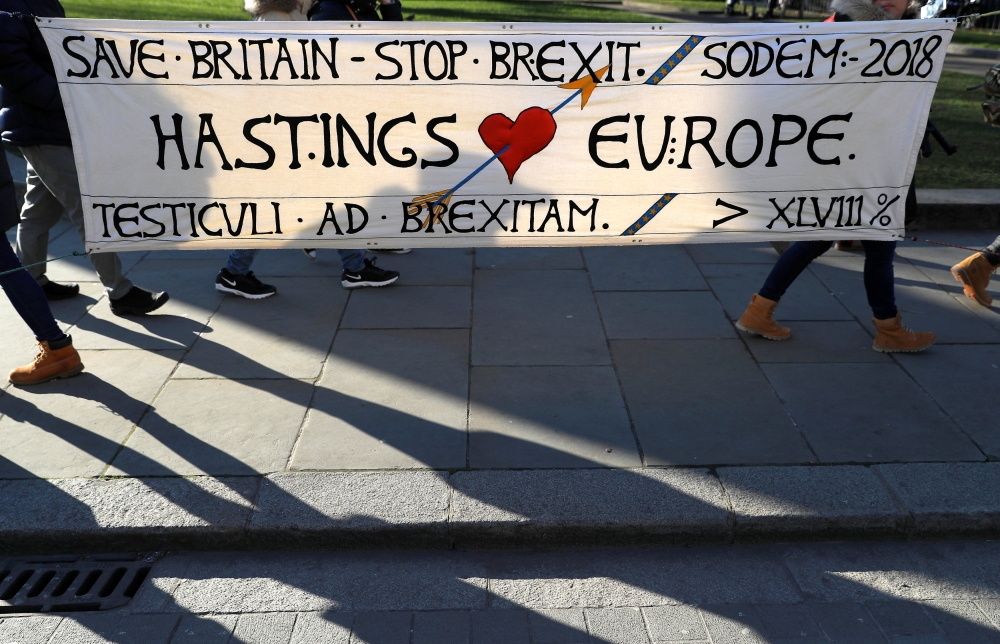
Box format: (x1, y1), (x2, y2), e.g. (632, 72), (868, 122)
(32, 343), (51, 365)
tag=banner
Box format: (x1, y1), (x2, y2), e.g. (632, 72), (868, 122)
(39, 18), (954, 252)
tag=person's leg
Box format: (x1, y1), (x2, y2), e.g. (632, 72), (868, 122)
(225, 249), (261, 275)
(0, 234), (64, 342)
(758, 240), (833, 301)
(859, 240), (897, 319)
(950, 233), (999, 307)
(337, 249), (366, 273)
(984, 235), (1000, 266)
(862, 240), (935, 352)
(217, 249), (276, 299)
(15, 157), (66, 286)
(19, 145), (133, 299)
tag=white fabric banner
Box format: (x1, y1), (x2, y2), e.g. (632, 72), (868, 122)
(39, 18), (953, 252)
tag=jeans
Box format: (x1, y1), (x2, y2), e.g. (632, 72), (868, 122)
(16, 145), (133, 299)
(225, 248), (366, 274)
(759, 240), (898, 320)
(1, 236), (64, 342)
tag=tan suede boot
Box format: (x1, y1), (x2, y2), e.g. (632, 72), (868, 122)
(951, 253), (994, 307)
(736, 294), (791, 340)
(9, 340), (84, 386)
(872, 314), (935, 353)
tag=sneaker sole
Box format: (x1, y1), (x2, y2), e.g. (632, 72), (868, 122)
(110, 293), (170, 316)
(872, 340), (935, 353)
(371, 249), (412, 254)
(735, 320), (790, 341)
(342, 276), (399, 289)
(951, 268), (993, 307)
(9, 363), (84, 387)
(215, 283), (276, 300)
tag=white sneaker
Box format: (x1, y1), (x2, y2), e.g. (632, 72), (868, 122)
(302, 249), (317, 260)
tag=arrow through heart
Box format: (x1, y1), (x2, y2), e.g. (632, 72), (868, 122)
(478, 107), (557, 183)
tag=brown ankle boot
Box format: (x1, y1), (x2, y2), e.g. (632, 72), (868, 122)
(736, 294), (791, 340)
(951, 253), (994, 307)
(872, 314), (935, 353)
(9, 340), (84, 386)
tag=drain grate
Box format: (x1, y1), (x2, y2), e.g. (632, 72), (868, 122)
(0, 554), (156, 613)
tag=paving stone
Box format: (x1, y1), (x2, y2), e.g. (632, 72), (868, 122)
(922, 601), (1000, 644)
(0, 281), (101, 378)
(291, 329), (467, 470)
(595, 292), (735, 340)
(230, 247), (350, 277)
(700, 604), (769, 643)
(0, 476), (257, 553)
(41, 227), (144, 285)
(865, 602), (944, 641)
(685, 243), (782, 264)
(583, 245), (708, 291)
(109, 614), (179, 644)
(471, 610), (530, 644)
(0, 615), (63, 644)
(413, 610), (470, 644)
(47, 613), (121, 644)
(585, 607), (650, 644)
(350, 612), (412, 644)
(718, 466), (905, 540)
(805, 603), (887, 644)
(894, 346), (1000, 459)
(371, 248), (473, 285)
(976, 599), (1000, 628)
(249, 472), (450, 549)
(742, 320), (892, 363)
(761, 363), (983, 463)
(528, 609), (589, 643)
(0, 349), (181, 478)
(109, 379), (311, 476)
(69, 259), (222, 351)
(170, 614), (238, 643)
(449, 468), (730, 547)
(612, 340), (815, 466)
(469, 366), (639, 469)
(173, 276), (348, 379)
(876, 463), (1000, 537)
(809, 258), (1000, 344)
(472, 269), (610, 366)
(476, 247), (584, 270)
(340, 285), (471, 328)
(643, 605), (706, 641)
(701, 263), (852, 321)
(289, 612), (352, 644)
(231, 612), (297, 644)
(753, 604), (824, 639)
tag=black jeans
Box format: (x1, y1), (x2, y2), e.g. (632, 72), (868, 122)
(0, 235), (64, 342)
(759, 240), (898, 320)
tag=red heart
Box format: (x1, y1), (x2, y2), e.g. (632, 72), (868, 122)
(478, 107), (557, 183)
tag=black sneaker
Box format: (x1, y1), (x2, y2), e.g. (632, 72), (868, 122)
(41, 281), (80, 301)
(109, 286), (169, 316)
(342, 257), (399, 289)
(215, 268), (277, 299)
(371, 248), (411, 254)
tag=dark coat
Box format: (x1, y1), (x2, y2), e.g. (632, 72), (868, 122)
(0, 147), (18, 231)
(309, 0), (402, 22)
(0, 0), (71, 148)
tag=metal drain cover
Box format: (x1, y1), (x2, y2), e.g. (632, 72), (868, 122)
(0, 554), (156, 613)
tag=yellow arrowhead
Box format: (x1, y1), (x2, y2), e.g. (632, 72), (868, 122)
(558, 65), (611, 109)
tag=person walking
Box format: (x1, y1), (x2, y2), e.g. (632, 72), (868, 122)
(0, 1), (168, 315)
(951, 238), (999, 307)
(735, 0), (936, 354)
(214, 0), (402, 299)
(1, 147), (82, 385)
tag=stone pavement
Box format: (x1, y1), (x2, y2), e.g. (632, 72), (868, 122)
(5, 540), (1000, 642)
(1, 220), (1000, 551)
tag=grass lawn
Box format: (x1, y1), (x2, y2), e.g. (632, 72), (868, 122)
(951, 28), (1000, 50)
(915, 70), (1000, 189)
(62, 0), (671, 22)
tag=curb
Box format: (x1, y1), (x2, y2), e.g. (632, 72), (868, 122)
(2, 463), (999, 555)
(947, 44), (1000, 60)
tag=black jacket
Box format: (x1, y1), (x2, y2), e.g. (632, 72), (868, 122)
(0, 0), (71, 148)
(309, 0), (402, 22)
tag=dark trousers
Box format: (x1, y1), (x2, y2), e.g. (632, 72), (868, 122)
(1, 236), (64, 342)
(759, 240), (898, 320)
